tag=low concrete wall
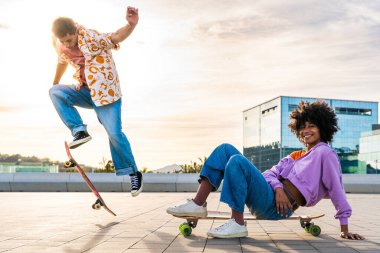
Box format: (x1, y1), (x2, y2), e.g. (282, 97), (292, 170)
(0, 173), (200, 192)
(0, 173), (379, 193)
(342, 174), (380, 193)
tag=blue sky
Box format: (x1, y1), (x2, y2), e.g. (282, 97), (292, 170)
(0, 0), (379, 169)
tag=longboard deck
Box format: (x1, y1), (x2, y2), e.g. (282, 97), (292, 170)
(173, 211), (325, 236)
(173, 211), (325, 221)
(64, 141), (116, 216)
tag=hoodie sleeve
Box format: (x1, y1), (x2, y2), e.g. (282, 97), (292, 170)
(321, 151), (352, 226)
(262, 157), (292, 191)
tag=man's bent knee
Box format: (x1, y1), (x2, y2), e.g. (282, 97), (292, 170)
(49, 85), (65, 99)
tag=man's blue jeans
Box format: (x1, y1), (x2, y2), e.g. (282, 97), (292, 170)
(200, 143), (292, 219)
(49, 84), (138, 176)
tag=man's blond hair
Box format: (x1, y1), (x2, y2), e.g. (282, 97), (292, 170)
(52, 17), (76, 38)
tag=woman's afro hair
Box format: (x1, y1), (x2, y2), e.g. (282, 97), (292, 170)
(288, 100), (339, 144)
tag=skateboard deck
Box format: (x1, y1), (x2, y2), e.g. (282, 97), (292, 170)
(172, 211), (324, 236)
(64, 141), (116, 216)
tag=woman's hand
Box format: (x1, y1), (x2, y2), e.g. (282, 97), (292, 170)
(340, 231), (365, 240)
(275, 188), (293, 217)
(340, 225), (365, 240)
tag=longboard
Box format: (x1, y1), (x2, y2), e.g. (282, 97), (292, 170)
(172, 211), (324, 236)
(64, 141), (116, 216)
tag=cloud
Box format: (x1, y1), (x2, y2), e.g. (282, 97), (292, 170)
(189, 2), (380, 85)
(0, 105), (17, 112)
(0, 23), (9, 29)
(190, 0), (380, 42)
(192, 14), (292, 40)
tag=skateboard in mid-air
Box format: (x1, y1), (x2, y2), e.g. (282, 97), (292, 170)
(64, 141), (116, 216)
(172, 211), (324, 237)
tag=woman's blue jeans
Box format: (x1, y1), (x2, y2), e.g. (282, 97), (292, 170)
(200, 143), (292, 219)
(49, 84), (138, 176)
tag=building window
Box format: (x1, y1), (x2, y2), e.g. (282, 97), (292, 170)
(262, 106), (277, 116)
(335, 107), (372, 116)
(288, 104), (298, 112)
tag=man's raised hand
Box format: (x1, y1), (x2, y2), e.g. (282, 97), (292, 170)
(126, 6), (139, 26)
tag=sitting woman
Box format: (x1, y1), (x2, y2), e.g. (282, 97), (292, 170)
(167, 100), (364, 240)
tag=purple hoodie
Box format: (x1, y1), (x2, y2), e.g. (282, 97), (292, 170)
(262, 142), (352, 225)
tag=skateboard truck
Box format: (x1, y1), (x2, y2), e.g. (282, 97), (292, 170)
(92, 199), (103, 210)
(179, 219), (198, 236)
(64, 159), (76, 168)
(300, 219), (321, 236)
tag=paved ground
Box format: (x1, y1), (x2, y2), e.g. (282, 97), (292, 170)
(0, 192), (379, 253)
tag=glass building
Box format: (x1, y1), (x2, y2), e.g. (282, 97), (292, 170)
(0, 163), (58, 173)
(358, 126), (380, 174)
(243, 96), (378, 173)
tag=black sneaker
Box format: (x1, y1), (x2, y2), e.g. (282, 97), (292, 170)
(68, 131), (92, 149)
(130, 171), (143, 197)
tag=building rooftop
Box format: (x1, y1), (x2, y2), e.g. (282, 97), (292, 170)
(243, 95), (378, 112)
(0, 192), (379, 252)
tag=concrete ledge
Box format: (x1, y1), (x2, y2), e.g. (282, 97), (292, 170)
(176, 173), (199, 192)
(67, 173), (123, 192)
(343, 174), (380, 193)
(0, 174), (13, 192)
(11, 173), (68, 192)
(138, 174), (178, 192)
(0, 173), (379, 193)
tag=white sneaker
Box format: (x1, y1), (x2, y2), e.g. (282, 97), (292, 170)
(207, 219), (248, 238)
(166, 199), (207, 218)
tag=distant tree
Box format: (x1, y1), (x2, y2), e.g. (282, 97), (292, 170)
(0, 153), (54, 164)
(179, 156), (207, 173)
(141, 167), (152, 173)
(95, 157), (115, 173)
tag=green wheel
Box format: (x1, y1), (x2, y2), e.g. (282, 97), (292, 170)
(304, 226), (310, 233)
(179, 223), (192, 236)
(309, 225), (321, 237)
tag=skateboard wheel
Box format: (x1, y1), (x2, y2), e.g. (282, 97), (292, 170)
(303, 222), (311, 233)
(92, 203), (101, 210)
(64, 161), (72, 168)
(309, 225), (321, 237)
(179, 223), (192, 236)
